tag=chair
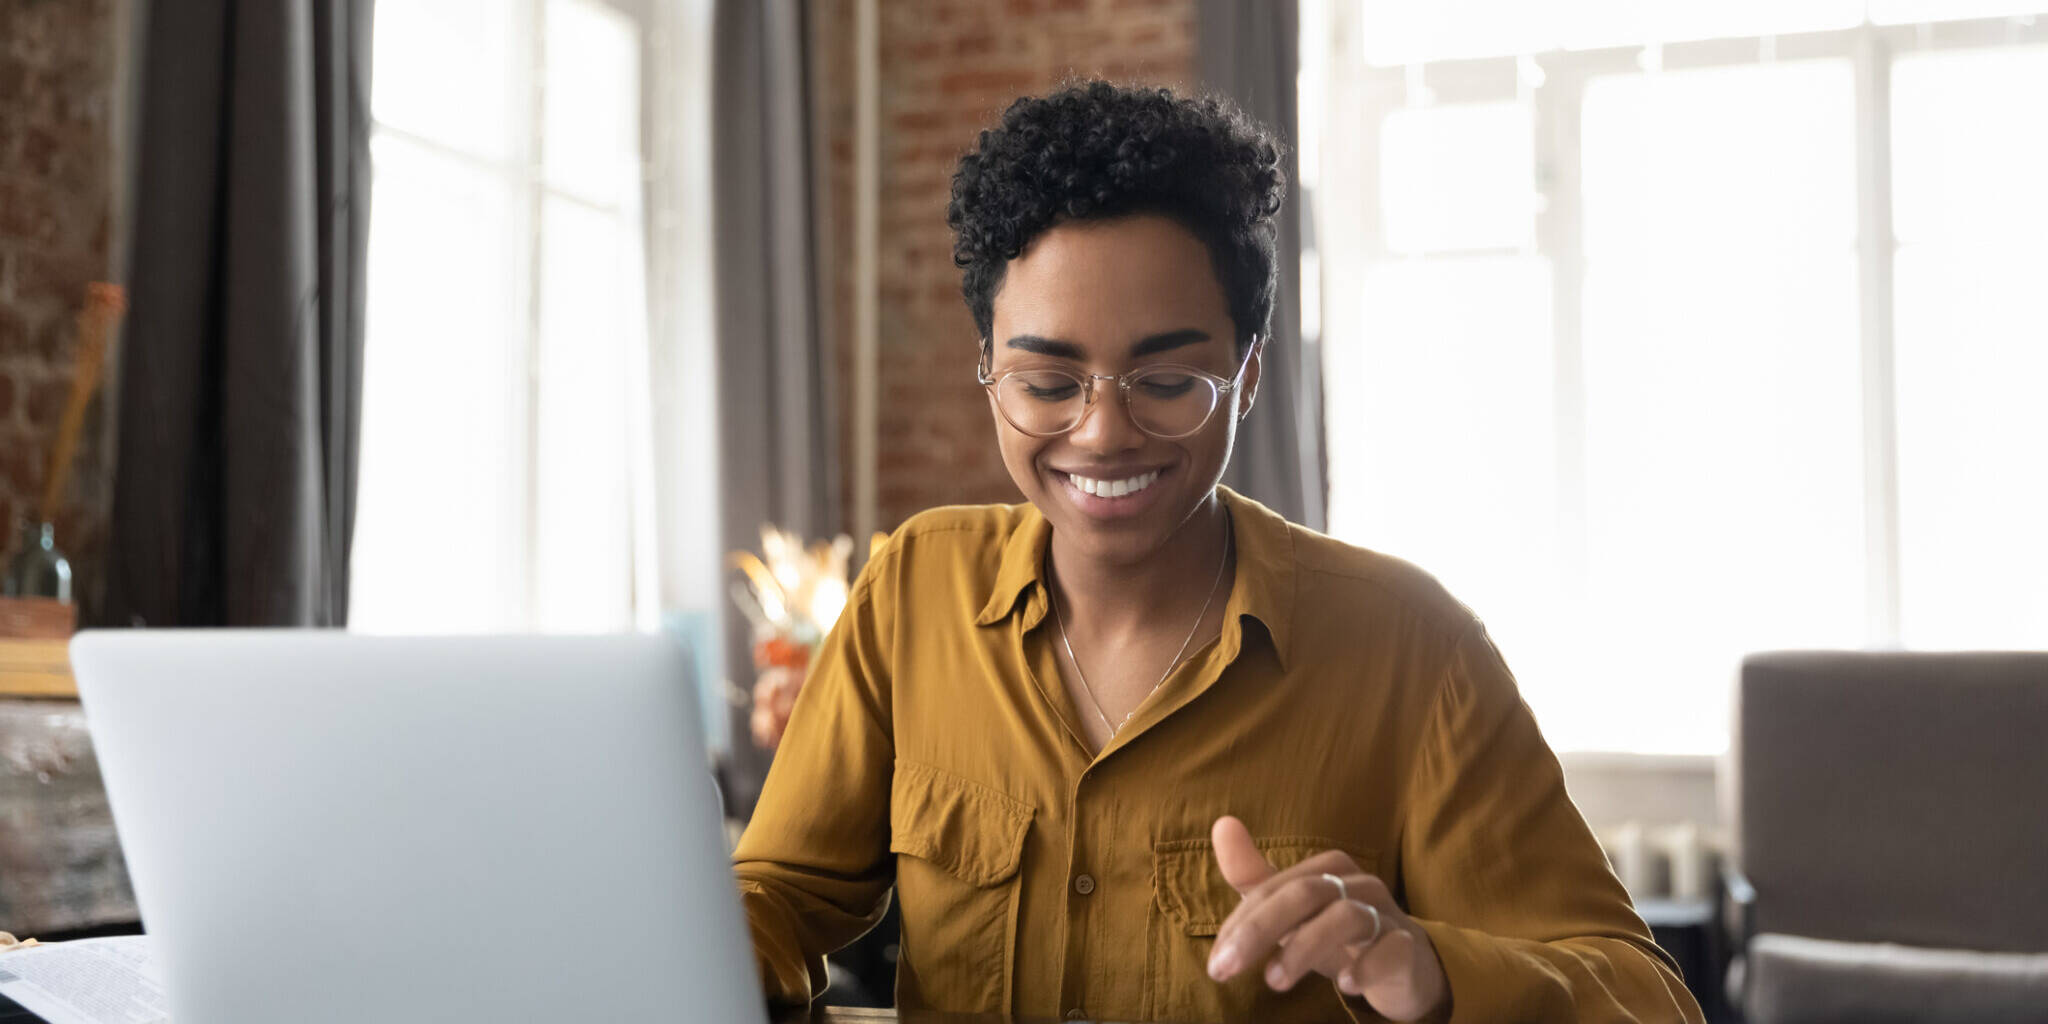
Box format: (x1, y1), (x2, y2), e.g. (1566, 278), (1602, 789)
(1729, 651), (2048, 1024)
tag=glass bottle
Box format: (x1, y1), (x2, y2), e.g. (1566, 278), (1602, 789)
(3, 521), (72, 604)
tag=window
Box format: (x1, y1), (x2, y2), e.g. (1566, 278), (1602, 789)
(352, 0), (658, 635)
(1306, 5), (2048, 753)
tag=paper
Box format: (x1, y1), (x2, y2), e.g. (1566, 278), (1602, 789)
(0, 936), (168, 1024)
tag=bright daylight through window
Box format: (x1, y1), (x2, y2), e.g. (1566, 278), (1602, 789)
(1305, 0), (2048, 753)
(352, 0), (657, 635)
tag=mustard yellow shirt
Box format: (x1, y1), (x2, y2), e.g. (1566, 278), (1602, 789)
(734, 488), (1703, 1023)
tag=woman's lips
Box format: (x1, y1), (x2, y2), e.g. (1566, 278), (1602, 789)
(1054, 467), (1171, 521)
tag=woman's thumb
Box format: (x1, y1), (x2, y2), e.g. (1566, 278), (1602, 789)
(1211, 815), (1274, 892)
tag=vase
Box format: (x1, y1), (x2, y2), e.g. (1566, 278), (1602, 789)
(3, 522), (72, 604)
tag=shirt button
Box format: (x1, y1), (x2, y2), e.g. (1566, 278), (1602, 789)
(1073, 873), (1096, 895)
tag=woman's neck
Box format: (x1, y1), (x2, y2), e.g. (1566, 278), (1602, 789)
(1046, 491), (1233, 638)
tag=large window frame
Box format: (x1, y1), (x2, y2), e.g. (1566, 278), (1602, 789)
(354, 0), (673, 635)
(1310, 13), (2048, 750)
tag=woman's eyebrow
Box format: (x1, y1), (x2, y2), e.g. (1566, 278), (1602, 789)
(1004, 334), (1086, 359)
(1004, 328), (1211, 360)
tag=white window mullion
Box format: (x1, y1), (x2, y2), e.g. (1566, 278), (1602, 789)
(518, 0), (547, 629)
(1853, 26), (1904, 647)
(1535, 59), (1590, 618)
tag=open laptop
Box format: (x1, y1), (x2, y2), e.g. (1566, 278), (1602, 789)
(69, 630), (768, 1024)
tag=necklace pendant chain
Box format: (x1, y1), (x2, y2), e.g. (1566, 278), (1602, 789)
(1050, 509), (1234, 738)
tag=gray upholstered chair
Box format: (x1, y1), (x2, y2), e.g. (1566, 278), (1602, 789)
(1729, 651), (2048, 1024)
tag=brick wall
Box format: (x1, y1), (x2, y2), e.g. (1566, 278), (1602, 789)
(813, 0), (1198, 532)
(0, 0), (122, 612)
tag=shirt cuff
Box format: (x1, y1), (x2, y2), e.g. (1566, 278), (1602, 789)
(1411, 916), (1544, 1024)
(1329, 941), (1455, 1024)
(739, 880), (821, 1006)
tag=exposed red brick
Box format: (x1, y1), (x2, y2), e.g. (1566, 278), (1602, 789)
(812, 0), (1195, 531)
(0, 431), (41, 496)
(24, 378), (65, 430)
(952, 33), (998, 59)
(937, 67), (1040, 95)
(0, 181), (63, 246)
(892, 110), (948, 134)
(0, 304), (27, 355)
(0, 0), (117, 614)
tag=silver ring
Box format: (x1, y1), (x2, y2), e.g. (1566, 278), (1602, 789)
(1353, 900), (1384, 946)
(1320, 872), (1348, 902)
(1321, 873), (1383, 947)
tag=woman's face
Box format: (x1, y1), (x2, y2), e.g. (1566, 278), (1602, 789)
(986, 213), (1259, 567)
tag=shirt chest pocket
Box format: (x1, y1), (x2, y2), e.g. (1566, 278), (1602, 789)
(888, 760), (1033, 1014)
(1150, 836), (1378, 1022)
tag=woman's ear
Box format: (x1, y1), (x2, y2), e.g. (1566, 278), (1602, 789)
(1236, 335), (1265, 421)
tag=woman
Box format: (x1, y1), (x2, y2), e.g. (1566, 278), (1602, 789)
(734, 81), (1703, 1023)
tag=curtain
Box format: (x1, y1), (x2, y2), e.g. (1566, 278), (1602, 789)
(712, 0), (838, 811)
(1198, 0), (1328, 530)
(102, 0), (371, 627)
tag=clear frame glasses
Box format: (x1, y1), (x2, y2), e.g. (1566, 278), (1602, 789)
(975, 338), (1257, 440)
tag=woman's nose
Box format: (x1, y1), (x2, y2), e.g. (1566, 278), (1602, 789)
(1066, 381), (1146, 452)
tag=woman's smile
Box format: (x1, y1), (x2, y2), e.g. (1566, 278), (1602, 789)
(1052, 465), (1173, 520)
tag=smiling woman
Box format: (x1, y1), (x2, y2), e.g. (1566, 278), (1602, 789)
(731, 81), (1702, 1024)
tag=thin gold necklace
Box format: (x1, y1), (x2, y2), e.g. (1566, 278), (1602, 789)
(1048, 510), (1233, 737)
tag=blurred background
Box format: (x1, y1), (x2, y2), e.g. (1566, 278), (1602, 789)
(2, 0), (2045, 1019)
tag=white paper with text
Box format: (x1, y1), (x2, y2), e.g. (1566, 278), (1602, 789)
(0, 936), (169, 1024)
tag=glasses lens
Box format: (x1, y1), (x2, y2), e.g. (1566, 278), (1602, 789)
(995, 369), (1086, 436)
(1126, 367), (1221, 438)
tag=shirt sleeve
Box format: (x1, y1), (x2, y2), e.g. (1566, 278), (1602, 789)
(1391, 620), (1705, 1024)
(731, 548), (899, 1007)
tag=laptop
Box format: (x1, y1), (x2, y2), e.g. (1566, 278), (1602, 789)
(70, 630), (767, 1024)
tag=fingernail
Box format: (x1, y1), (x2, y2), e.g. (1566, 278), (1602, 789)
(1266, 961), (1291, 990)
(1338, 970), (1359, 995)
(1208, 944), (1240, 979)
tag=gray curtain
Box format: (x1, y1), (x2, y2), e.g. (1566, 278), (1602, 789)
(1199, 0), (1327, 530)
(712, 0), (837, 811)
(102, 0), (371, 627)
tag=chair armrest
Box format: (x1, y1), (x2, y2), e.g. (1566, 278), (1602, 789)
(1720, 865), (1757, 1014)
(1722, 864), (1756, 950)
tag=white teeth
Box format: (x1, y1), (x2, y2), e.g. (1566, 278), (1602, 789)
(1068, 470), (1160, 498)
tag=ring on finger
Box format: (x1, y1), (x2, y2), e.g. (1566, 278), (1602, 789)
(1349, 900), (1383, 947)
(1318, 873), (1383, 947)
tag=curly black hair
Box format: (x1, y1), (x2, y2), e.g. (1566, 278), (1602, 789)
(947, 80), (1286, 353)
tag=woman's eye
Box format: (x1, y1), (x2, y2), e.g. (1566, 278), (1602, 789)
(1022, 382), (1080, 401)
(1136, 375), (1197, 398)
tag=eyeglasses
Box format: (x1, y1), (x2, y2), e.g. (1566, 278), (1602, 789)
(975, 338), (1257, 440)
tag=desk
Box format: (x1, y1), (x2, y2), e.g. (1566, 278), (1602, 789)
(0, 700), (138, 934)
(0, 997), (1118, 1024)
(786, 1011), (1125, 1024)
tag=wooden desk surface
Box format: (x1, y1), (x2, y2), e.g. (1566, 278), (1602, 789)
(787, 1010), (1135, 1024)
(0, 999), (1126, 1024)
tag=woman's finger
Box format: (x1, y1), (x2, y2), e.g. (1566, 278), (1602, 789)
(1261, 890), (1383, 991)
(1213, 846), (1360, 943)
(1208, 869), (1356, 980)
(1210, 816), (1275, 893)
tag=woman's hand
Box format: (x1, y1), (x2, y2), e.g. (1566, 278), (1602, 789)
(1206, 815), (1448, 1021)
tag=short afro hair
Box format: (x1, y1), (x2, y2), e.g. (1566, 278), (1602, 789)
(947, 80), (1286, 353)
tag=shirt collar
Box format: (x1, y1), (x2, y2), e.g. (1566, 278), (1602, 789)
(973, 487), (1297, 671)
(975, 504), (1053, 629)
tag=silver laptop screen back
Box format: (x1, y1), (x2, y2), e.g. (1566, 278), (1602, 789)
(72, 630), (765, 1024)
